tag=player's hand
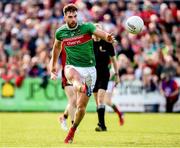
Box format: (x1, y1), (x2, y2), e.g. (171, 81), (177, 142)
(50, 71), (58, 80)
(106, 33), (116, 44)
(50, 67), (58, 80)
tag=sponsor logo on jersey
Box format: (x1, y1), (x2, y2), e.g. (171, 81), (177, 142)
(63, 34), (92, 46)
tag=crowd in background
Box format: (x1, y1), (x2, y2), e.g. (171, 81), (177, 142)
(0, 0), (180, 91)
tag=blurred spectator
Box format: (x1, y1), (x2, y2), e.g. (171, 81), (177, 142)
(76, 1), (92, 22)
(162, 55), (177, 77)
(173, 46), (180, 76)
(153, 0), (164, 15)
(101, 13), (116, 33)
(142, 67), (158, 92)
(29, 57), (41, 77)
(140, 1), (156, 27)
(21, 29), (36, 56)
(0, 0), (179, 95)
(118, 37), (135, 62)
(117, 54), (134, 81)
(91, 4), (103, 22)
(160, 72), (179, 112)
(15, 68), (25, 88)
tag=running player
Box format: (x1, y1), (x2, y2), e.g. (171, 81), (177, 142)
(49, 4), (115, 143)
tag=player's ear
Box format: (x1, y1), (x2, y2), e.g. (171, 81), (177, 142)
(64, 15), (66, 22)
(63, 12), (68, 21)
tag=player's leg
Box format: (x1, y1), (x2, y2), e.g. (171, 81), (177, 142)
(93, 92), (98, 106)
(93, 81), (99, 106)
(59, 71), (69, 131)
(64, 85), (77, 124)
(63, 105), (69, 118)
(95, 89), (107, 131)
(72, 67), (95, 127)
(74, 93), (89, 127)
(64, 66), (96, 143)
(93, 74), (108, 132)
(59, 69), (76, 130)
(59, 104), (69, 131)
(105, 81), (124, 125)
(94, 87), (107, 131)
(64, 93), (89, 143)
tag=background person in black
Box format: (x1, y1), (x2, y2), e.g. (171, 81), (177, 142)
(93, 24), (120, 131)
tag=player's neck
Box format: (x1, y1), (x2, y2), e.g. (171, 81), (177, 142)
(66, 23), (78, 30)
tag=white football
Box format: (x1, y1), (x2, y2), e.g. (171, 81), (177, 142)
(125, 16), (144, 34)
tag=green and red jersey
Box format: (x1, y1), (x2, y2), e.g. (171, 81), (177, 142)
(55, 22), (96, 67)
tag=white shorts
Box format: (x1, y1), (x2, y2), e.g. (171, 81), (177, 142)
(106, 81), (116, 93)
(65, 65), (97, 90)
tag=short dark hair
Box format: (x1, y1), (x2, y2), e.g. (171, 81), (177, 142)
(63, 3), (78, 15)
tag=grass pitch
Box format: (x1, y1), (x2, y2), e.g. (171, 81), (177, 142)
(0, 113), (180, 147)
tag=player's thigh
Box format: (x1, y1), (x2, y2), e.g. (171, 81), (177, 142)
(64, 65), (81, 82)
(100, 76), (109, 90)
(93, 73), (108, 93)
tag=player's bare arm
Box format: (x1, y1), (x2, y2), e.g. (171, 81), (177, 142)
(49, 39), (62, 80)
(93, 29), (116, 44)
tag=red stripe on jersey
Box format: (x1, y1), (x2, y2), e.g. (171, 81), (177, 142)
(63, 34), (92, 46)
(60, 43), (66, 69)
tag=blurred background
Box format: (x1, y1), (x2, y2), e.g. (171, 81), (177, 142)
(0, 0), (180, 113)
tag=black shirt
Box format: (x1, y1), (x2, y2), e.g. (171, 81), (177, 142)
(93, 40), (115, 73)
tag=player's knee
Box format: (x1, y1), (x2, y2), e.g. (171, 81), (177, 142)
(77, 106), (85, 114)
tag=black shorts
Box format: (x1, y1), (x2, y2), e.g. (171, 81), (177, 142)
(93, 72), (109, 92)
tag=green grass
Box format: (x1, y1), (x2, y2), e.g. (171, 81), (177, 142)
(1, 113), (180, 147)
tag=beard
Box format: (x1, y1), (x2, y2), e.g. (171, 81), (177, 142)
(68, 21), (77, 28)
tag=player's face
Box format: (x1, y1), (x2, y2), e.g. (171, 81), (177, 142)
(65, 11), (78, 28)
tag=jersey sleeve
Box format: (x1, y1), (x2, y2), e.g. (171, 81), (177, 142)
(86, 22), (96, 34)
(55, 28), (62, 41)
